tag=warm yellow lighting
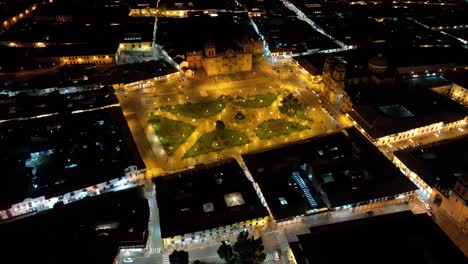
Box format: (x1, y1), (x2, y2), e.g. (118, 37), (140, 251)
(35, 42), (46, 48)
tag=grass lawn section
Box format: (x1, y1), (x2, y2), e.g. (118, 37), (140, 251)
(232, 93), (278, 108)
(159, 100), (225, 118)
(150, 116), (195, 155)
(184, 129), (250, 158)
(255, 119), (310, 139)
(280, 108), (313, 121)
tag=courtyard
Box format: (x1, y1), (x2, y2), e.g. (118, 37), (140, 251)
(117, 58), (352, 175)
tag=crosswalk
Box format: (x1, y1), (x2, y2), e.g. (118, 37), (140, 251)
(275, 231), (290, 250)
(265, 253), (278, 262)
(162, 254), (170, 264)
(147, 247), (162, 254)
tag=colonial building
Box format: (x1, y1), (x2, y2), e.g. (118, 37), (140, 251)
(320, 54), (468, 147)
(185, 40), (263, 77)
(322, 56), (349, 112)
(444, 178), (468, 230)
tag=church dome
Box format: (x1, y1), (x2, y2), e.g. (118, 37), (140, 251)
(368, 53), (388, 74)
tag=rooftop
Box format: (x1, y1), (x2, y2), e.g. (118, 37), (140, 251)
(0, 60), (176, 91)
(251, 14), (340, 54)
(154, 158), (268, 238)
(156, 12), (259, 56)
(0, 107), (144, 209)
(291, 211), (466, 264)
(0, 186), (149, 264)
(348, 81), (468, 138)
(242, 128), (416, 218)
(159, 0), (240, 11)
(395, 135), (468, 196)
(0, 85), (118, 120)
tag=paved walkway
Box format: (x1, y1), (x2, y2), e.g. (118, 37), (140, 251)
(118, 59), (352, 175)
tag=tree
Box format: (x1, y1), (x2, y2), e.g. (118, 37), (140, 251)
(169, 250), (189, 264)
(279, 93), (301, 115)
(216, 120), (225, 130)
(217, 241), (234, 263)
(233, 231), (266, 264)
(217, 231), (266, 264)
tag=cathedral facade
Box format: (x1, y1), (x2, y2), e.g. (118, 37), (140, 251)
(186, 40), (263, 76)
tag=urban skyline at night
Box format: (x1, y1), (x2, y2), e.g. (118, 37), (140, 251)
(0, 0), (467, 263)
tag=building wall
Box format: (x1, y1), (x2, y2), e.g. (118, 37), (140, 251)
(118, 42), (152, 52)
(0, 166), (145, 221)
(444, 181), (468, 228)
(59, 54), (114, 65)
(322, 57), (350, 112)
(162, 216), (269, 248)
(449, 84), (468, 107)
(202, 51), (252, 76)
(186, 52), (203, 69)
(392, 156), (433, 199)
(429, 181), (468, 231)
(129, 8), (157, 17)
(373, 117), (468, 146)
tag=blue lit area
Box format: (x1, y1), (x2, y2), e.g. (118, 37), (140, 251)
(25, 149), (54, 190)
(290, 171), (318, 208)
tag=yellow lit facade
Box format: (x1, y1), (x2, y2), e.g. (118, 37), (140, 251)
(322, 57), (352, 112)
(441, 180), (468, 229)
(162, 216), (269, 248)
(375, 118), (467, 146)
(449, 84), (468, 107)
(186, 40), (262, 76)
(60, 54), (114, 65)
(392, 156), (433, 199)
(129, 8), (157, 17)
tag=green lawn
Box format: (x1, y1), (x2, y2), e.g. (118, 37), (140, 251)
(184, 129), (250, 158)
(150, 116), (195, 155)
(159, 100), (225, 119)
(232, 93), (278, 108)
(255, 119), (310, 139)
(282, 109), (313, 121)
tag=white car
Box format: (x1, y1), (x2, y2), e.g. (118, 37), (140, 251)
(123, 257), (133, 263)
(274, 250), (280, 261)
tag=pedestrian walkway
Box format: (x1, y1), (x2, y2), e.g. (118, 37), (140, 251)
(162, 254), (170, 264)
(265, 253), (278, 262)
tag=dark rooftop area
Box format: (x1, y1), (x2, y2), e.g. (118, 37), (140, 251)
(154, 158), (268, 238)
(242, 128), (416, 219)
(395, 135), (468, 196)
(252, 14), (340, 54)
(0, 107), (144, 209)
(0, 60), (176, 92)
(0, 186), (149, 264)
(291, 211), (466, 264)
(348, 81), (468, 138)
(0, 0), (155, 64)
(156, 12), (260, 56)
(0, 85), (118, 120)
(443, 71), (468, 89)
(159, 0), (240, 11)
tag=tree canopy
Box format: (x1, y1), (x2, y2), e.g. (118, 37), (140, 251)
(217, 231), (266, 264)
